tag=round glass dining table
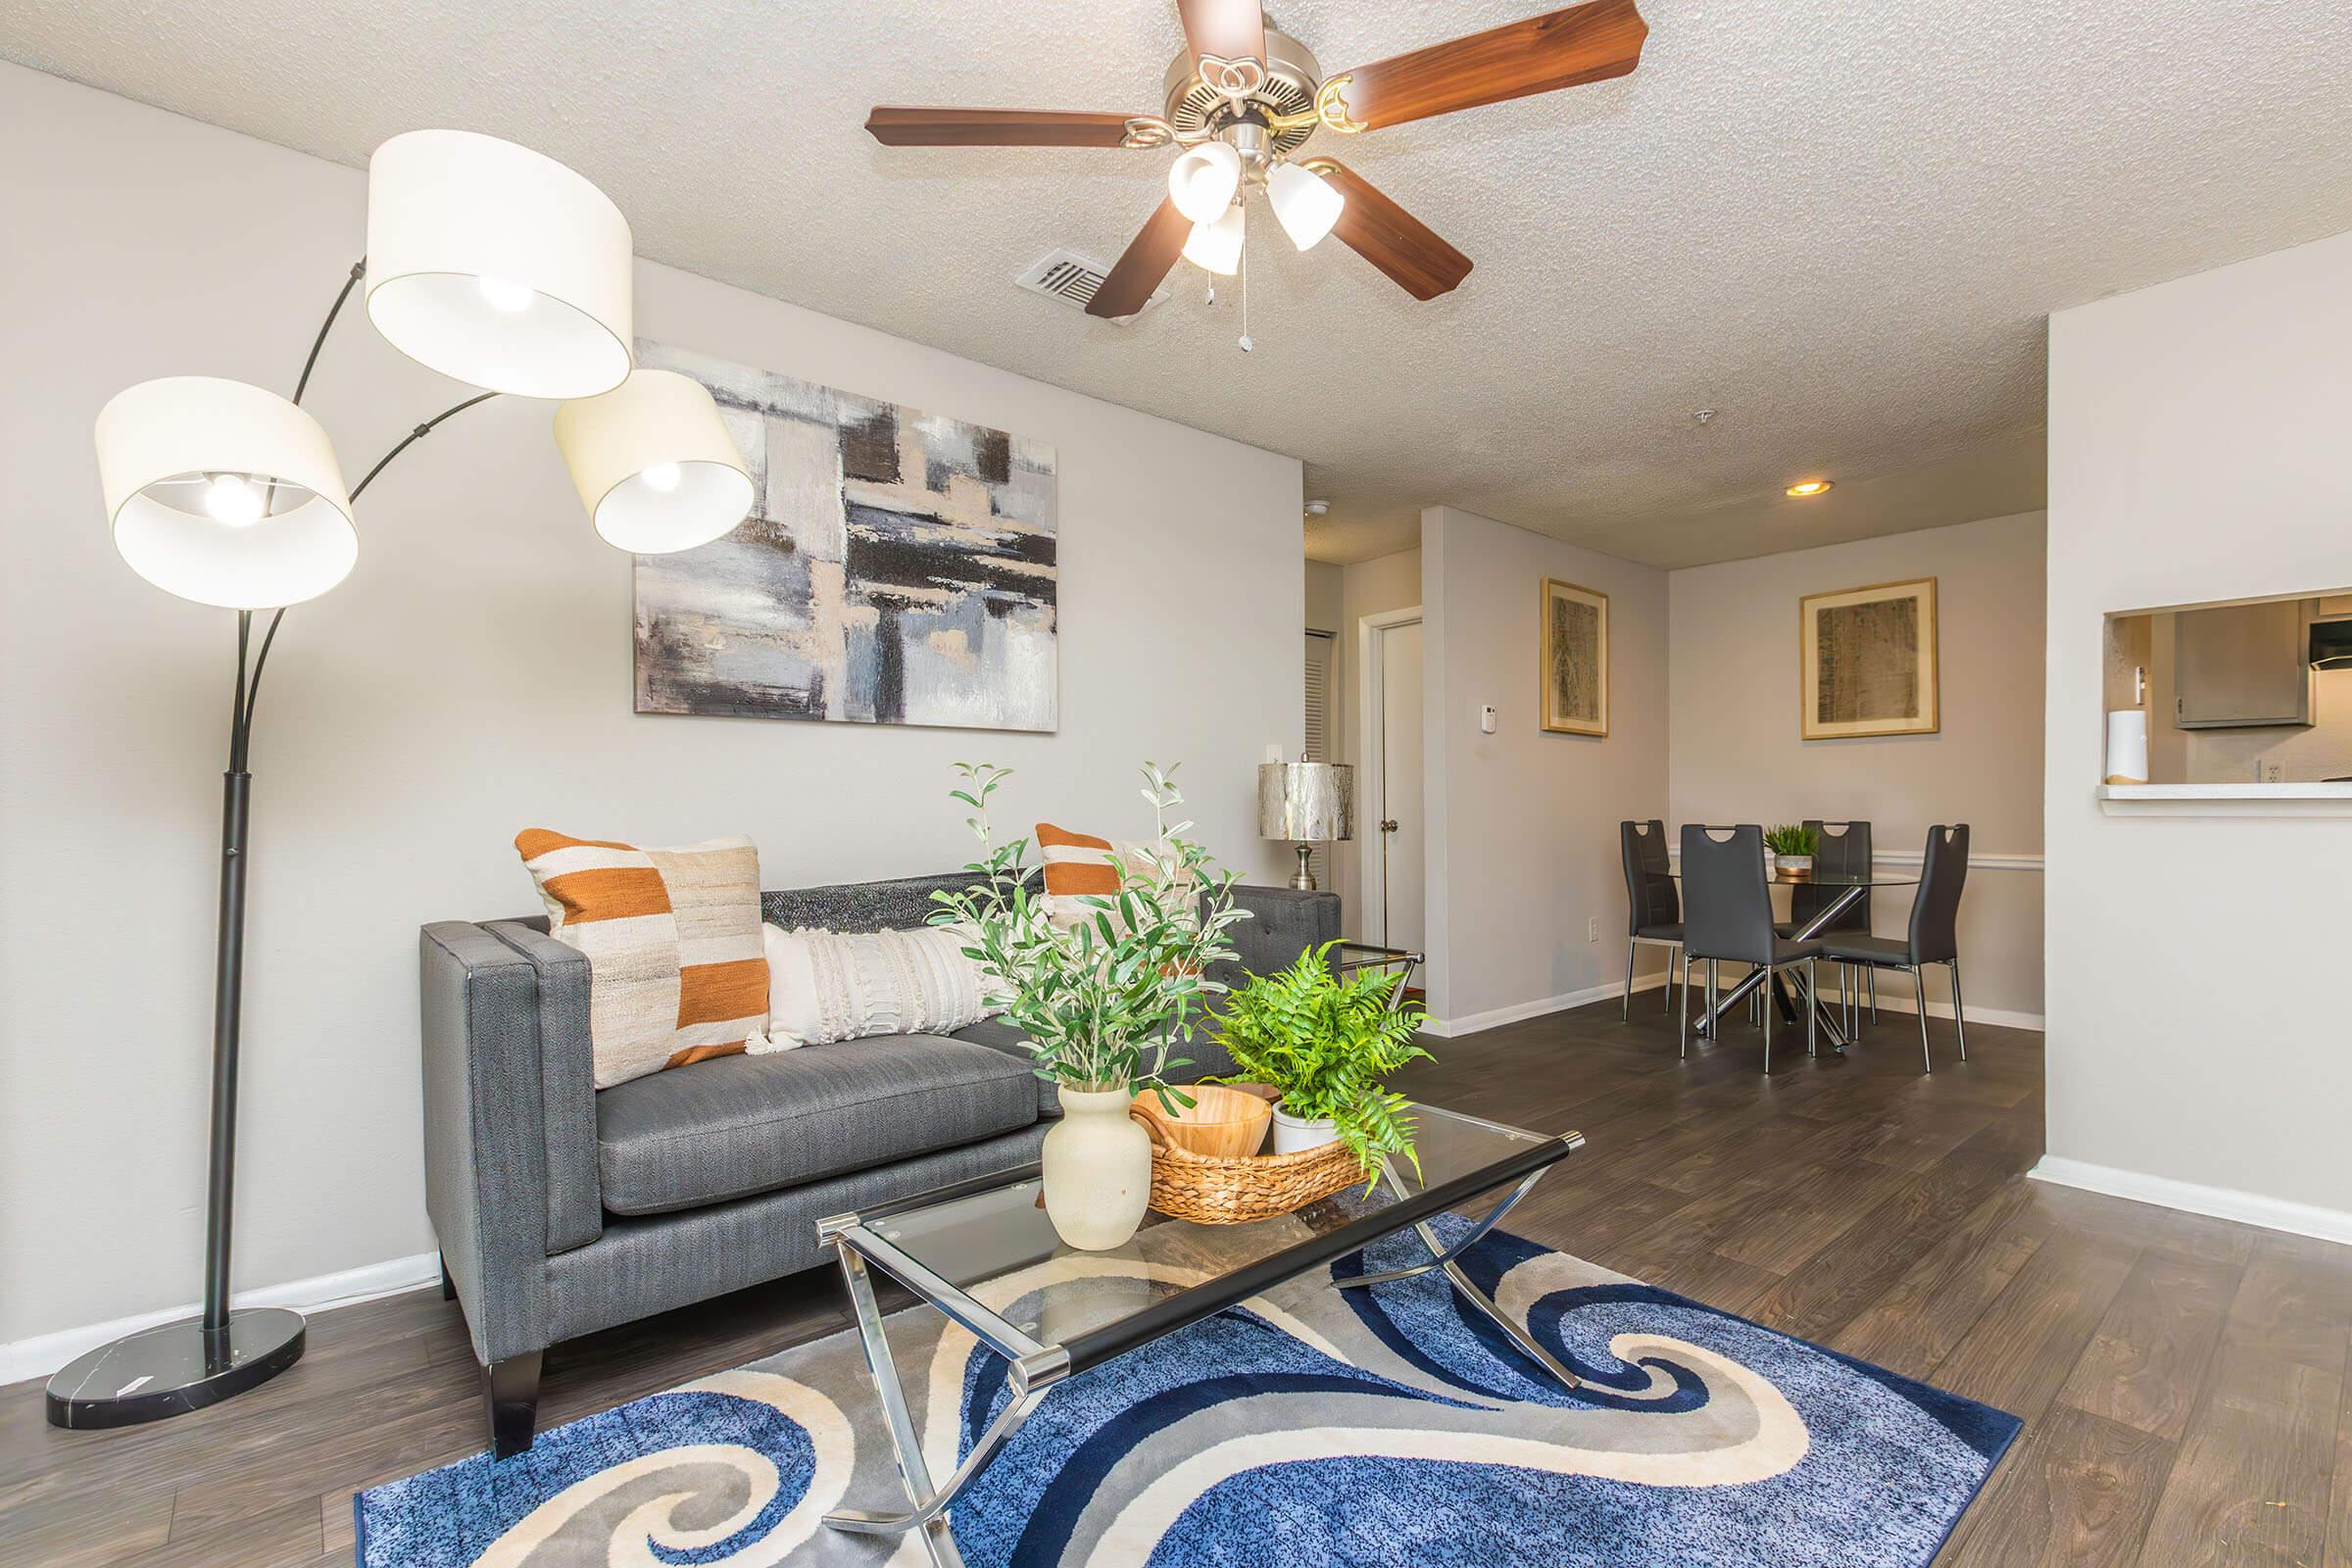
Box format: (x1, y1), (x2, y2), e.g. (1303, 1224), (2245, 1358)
(1657, 866), (1923, 1051)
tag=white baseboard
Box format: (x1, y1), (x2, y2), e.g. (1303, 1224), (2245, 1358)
(1423, 972), (1666, 1038)
(1423, 970), (2048, 1038)
(2031, 1156), (2352, 1248)
(0, 1250), (442, 1388)
(1845, 984), (2046, 1033)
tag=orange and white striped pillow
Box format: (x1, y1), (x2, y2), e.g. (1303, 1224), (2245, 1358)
(1036, 821), (1119, 927)
(514, 829), (769, 1089)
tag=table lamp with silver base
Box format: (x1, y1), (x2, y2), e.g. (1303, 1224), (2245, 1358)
(1259, 761), (1354, 891)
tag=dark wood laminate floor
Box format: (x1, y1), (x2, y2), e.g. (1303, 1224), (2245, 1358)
(7, 994), (2350, 1567)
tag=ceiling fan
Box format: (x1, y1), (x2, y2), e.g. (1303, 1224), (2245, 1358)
(866, 0), (1648, 322)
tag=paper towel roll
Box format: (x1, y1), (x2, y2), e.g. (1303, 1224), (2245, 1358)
(2105, 709), (2149, 785)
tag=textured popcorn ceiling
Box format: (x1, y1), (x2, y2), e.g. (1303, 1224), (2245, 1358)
(9, 0), (2350, 566)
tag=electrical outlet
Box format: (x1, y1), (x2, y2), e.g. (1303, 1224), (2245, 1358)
(1587, 915), (1600, 943)
(2261, 760), (2284, 784)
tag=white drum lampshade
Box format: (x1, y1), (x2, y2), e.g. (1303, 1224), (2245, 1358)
(96, 377), (357, 610)
(366, 129), (634, 400)
(553, 370), (754, 554)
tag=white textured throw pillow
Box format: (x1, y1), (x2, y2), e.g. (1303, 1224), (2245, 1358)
(756, 923), (1001, 1051)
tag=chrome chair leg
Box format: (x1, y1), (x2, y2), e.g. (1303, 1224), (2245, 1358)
(1949, 959), (1968, 1060)
(1761, 969), (1773, 1076)
(1679, 949), (1690, 1056)
(1664, 945), (1679, 1014)
(1911, 964), (1932, 1073)
(1706, 959), (1719, 1053)
(1805, 958), (1818, 1057)
(1868, 965), (1879, 1022)
(1623, 937), (1638, 1020)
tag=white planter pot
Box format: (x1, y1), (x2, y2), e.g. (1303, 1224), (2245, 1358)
(1041, 1085), (1152, 1250)
(1270, 1102), (1339, 1155)
(1779, 854), (1813, 877)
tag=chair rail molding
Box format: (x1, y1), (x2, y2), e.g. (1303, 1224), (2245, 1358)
(1666, 849), (2042, 872)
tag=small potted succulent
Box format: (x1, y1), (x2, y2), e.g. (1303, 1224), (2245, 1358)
(1764, 823), (1818, 879)
(1209, 943), (1433, 1181)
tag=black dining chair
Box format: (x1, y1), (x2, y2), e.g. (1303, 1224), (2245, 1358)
(1793, 819), (1875, 1028)
(1815, 824), (1971, 1072)
(1619, 819), (1686, 1019)
(1679, 824), (1823, 1073)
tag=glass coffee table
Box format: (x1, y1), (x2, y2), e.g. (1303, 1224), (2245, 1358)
(813, 1102), (1584, 1566)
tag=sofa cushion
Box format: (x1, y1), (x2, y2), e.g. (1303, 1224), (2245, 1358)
(596, 1034), (1039, 1216)
(951, 1019), (1056, 1118)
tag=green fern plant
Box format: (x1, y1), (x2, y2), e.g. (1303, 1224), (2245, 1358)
(1210, 942), (1433, 1182)
(1763, 823), (1818, 858)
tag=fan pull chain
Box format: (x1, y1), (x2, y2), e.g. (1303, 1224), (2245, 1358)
(1238, 228), (1253, 354)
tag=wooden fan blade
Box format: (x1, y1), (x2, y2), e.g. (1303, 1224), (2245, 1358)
(866, 107), (1140, 147)
(1328, 0), (1647, 131)
(1087, 197), (1192, 318)
(1311, 162), (1473, 300)
(1177, 0), (1266, 69)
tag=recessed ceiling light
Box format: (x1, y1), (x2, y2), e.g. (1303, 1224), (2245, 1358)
(1786, 479), (1834, 498)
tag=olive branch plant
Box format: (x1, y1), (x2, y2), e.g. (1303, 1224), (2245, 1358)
(928, 761), (1252, 1110)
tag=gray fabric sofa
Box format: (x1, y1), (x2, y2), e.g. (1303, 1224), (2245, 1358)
(419, 869), (1337, 1455)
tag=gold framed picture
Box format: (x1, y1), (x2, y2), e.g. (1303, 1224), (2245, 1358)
(1800, 577), (1938, 740)
(1541, 578), (1609, 737)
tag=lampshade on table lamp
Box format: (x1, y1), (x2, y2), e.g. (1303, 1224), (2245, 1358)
(53, 128), (754, 1435)
(1259, 762), (1354, 892)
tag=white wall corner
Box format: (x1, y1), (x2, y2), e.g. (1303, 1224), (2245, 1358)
(2030, 1156), (2352, 1249)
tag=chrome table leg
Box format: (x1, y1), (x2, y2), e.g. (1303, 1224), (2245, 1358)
(824, 1243), (1060, 1565)
(1341, 1165), (1582, 1392)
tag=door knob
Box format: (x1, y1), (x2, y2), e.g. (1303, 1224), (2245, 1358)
(1380, 819), (1399, 833)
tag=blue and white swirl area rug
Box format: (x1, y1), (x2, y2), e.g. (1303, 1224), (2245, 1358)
(355, 1217), (2019, 1566)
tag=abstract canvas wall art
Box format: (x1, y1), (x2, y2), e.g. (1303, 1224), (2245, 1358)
(631, 340), (1057, 731)
(1800, 577), (1938, 739)
(1541, 578), (1609, 737)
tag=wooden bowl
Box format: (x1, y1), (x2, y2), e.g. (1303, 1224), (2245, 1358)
(1132, 1083), (1272, 1160)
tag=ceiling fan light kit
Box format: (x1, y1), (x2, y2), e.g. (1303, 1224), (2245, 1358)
(1182, 203), (1247, 275)
(865, 0), (1647, 333)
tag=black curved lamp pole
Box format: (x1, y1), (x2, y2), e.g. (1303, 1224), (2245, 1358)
(47, 261), (499, 1429)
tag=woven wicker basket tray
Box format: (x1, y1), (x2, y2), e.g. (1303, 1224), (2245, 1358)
(1130, 1087), (1364, 1225)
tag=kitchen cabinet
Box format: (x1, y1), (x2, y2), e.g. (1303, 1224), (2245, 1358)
(2173, 599), (2314, 728)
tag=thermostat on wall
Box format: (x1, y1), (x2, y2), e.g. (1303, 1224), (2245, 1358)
(1480, 705), (1498, 735)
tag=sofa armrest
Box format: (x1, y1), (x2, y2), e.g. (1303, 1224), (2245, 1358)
(482, 922), (605, 1255)
(1215, 883), (1342, 988)
(419, 922), (566, 1363)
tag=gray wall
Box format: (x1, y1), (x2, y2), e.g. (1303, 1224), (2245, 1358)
(2046, 226), (2352, 1228)
(0, 68), (1304, 1352)
(1422, 508), (1671, 1028)
(1668, 511), (2049, 1023)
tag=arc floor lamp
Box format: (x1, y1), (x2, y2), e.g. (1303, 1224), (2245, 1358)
(47, 129), (756, 1429)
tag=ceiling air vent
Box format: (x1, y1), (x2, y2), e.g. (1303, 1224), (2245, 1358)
(1015, 250), (1166, 321)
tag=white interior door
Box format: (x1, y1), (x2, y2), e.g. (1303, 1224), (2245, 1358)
(1374, 619), (1425, 953)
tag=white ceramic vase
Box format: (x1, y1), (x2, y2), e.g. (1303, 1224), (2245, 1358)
(1041, 1085), (1152, 1250)
(1270, 1101), (1340, 1155)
